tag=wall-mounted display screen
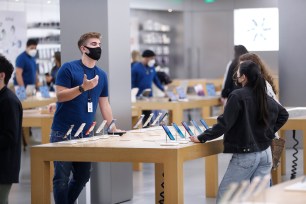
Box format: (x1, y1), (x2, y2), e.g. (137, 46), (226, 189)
(234, 8), (279, 51)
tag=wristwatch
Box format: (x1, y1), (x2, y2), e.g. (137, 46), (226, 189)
(78, 85), (85, 93)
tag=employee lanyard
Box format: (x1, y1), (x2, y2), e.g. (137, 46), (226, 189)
(83, 64), (96, 102)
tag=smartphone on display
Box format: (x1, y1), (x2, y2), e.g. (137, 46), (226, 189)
(200, 118), (209, 130)
(159, 112), (168, 123)
(191, 119), (203, 134)
(96, 120), (107, 134)
(143, 113), (154, 127)
(151, 112), (162, 126)
(107, 119), (117, 132)
(85, 121), (96, 135)
(181, 121), (194, 136)
(133, 114), (144, 129)
(64, 125), (74, 139)
(172, 122), (185, 138)
(74, 123), (86, 137)
(161, 125), (175, 140)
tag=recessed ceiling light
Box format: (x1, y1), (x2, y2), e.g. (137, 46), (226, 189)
(47, 0), (52, 4)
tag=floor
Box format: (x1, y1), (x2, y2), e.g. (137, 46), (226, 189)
(9, 134), (304, 204)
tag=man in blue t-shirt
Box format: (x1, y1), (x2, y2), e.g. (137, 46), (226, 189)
(14, 39), (38, 87)
(131, 49), (164, 97)
(50, 32), (122, 204)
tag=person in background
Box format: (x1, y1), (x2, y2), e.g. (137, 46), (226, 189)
(131, 50), (141, 67)
(46, 51), (61, 91)
(131, 50), (165, 122)
(14, 38), (39, 87)
(0, 55), (23, 204)
(238, 53), (278, 101)
(221, 45), (248, 104)
(50, 32), (123, 204)
(131, 49), (164, 97)
(190, 60), (288, 203)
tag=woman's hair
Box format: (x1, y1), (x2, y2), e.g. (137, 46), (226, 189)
(239, 53), (277, 94)
(239, 60), (269, 127)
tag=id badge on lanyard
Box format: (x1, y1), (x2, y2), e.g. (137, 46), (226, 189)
(88, 98), (93, 113)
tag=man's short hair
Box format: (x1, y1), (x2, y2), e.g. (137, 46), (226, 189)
(77, 32), (101, 50)
(142, 50), (155, 58)
(26, 38), (38, 47)
(0, 55), (14, 85)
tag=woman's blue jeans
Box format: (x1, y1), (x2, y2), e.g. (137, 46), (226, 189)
(50, 130), (91, 204)
(217, 147), (272, 203)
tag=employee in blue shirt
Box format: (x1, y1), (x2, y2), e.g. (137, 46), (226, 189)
(14, 39), (38, 87)
(131, 50), (164, 97)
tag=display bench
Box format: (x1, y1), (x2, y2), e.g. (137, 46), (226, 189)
(21, 93), (57, 109)
(133, 96), (221, 124)
(247, 176), (306, 203)
(31, 128), (223, 204)
(204, 112), (306, 185)
(23, 109), (54, 144)
(169, 78), (224, 92)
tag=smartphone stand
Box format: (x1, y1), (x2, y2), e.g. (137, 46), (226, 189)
(159, 133), (179, 146)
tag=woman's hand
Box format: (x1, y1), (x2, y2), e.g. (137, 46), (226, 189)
(189, 136), (201, 143)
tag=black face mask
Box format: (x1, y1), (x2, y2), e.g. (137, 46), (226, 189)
(84, 46), (102, 61)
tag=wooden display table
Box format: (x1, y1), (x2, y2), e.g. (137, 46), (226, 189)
(31, 128), (223, 204)
(23, 109), (54, 144)
(133, 96), (221, 124)
(21, 93), (57, 109)
(247, 176), (306, 204)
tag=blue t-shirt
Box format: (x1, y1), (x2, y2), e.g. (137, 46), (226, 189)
(51, 60), (109, 136)
(131, 62), (164, 96)
(14, 51), (37, 87)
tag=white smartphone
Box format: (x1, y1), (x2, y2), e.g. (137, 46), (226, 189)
(85, 121), (96, 136)
(107, 119), (117, 132)
(151, 112), (162, 126)
(142, 113), (154, 127)
(96, 120), (107, 134)
(74, 123), (86, 137)
(63, 125), (74, 139)
(133, 114), (144, 129)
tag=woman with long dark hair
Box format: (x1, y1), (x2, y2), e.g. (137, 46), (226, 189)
(190, 60), (288, 203)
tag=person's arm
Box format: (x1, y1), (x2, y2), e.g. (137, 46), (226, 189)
(221, 63), (235, 98)
(194, 93), (241, 143)
(0, 100), (22, 149)
(131, 66), (138, 88)
(98, 97), (114, 125)
(15, 68), (24, 86)
(153, 72), (164, 92)
(56, 74), (99, 102)
(274, 104), (289, 132)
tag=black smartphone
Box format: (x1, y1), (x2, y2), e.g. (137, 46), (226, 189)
(200, 118), (209, 130)
(172, 122), (185, 138)
(181, 121), (195, 136)
(161, 125), (176, 140)
(159, 112), (168, 123)
(191, 119), (203, 134)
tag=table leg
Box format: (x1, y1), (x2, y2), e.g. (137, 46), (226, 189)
(133, 163), (143, 171)
(303, 128), (306, 175)
(205, 155), (218, 197)
(271, 166), (281, 185)
(31, 150), (51, 204)
(163, 158), (184, 204)
(155, 163), (164, 204)
(279, 130), (286, 175)
(171, 107), (183, 124)
(202, 106), (211, 118)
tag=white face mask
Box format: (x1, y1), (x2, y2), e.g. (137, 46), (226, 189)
(27, 49), (37, 57)
(148, 59), (155, 67)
